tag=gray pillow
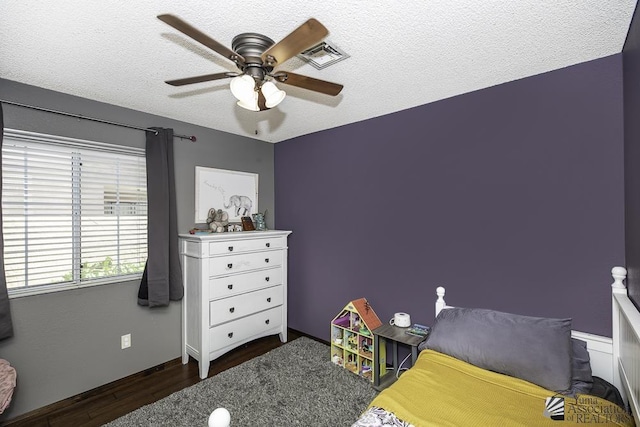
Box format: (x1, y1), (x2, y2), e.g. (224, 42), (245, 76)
(568, 338), (593, 396)
(422, 307), (573, 392)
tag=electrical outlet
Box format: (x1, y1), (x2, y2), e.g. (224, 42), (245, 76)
(121, 333), (131, 349)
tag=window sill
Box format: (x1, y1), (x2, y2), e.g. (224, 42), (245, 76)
(8, 274), (143, 298)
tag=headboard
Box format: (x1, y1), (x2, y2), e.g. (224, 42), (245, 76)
(611, 267), (640, 425)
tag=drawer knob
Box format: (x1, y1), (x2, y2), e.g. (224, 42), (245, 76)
(267, 297), (271, 303)
(265, 277), (270, 282)
(228, 332), (233, 338)
(228, 246), (234, 252)
(229, 307), (235, 313)
(228, 284), (233, 290)
(265, 319), (270, 325)
(265, 258), (270, 263)
(227, 263), (233, 269)
(266, 243), (271, 248)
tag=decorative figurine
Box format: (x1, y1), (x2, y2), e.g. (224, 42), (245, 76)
(206, 208), (229, 233)
(252, 210), (267, 231)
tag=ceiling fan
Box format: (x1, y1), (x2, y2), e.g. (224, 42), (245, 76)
(157, 14), (344, 111)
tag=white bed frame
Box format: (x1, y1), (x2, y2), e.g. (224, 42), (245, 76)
(611, 266), (640, 425)
(436, 266), (640, 424)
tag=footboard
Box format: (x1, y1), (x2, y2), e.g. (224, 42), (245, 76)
(611, 266), (640, 425)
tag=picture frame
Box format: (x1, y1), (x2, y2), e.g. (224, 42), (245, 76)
(195, 167), (258, 223)
(241, 216), (255, 231)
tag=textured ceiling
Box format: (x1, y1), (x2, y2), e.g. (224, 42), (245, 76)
(0, 1), (637, 143)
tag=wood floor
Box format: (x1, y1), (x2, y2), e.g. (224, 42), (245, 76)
(1, 330), (304, 427)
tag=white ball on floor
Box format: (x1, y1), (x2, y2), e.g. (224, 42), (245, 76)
(208, 407), (231, 427)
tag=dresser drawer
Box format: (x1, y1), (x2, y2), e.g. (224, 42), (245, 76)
(209, 267), (283, 300)
(209, 251), (283, 276)
(209, 236), (286, 256)
(209, 306), (283, 351)
(209, 285), (283, 326)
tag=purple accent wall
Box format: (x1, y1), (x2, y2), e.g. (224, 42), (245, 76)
(624, 3), (640, 311)
(275, 55), (624, 339)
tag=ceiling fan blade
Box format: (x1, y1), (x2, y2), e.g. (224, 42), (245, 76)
(274, 72), (343, 96)
(261, 18), (328, 66)
(158, 14), (245, 65)
(165, 72), (234, 86)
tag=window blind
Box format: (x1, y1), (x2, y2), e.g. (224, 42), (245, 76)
(2, 130), (147, 294)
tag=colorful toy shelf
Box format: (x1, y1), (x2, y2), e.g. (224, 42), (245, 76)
(330, 298), (386, 383)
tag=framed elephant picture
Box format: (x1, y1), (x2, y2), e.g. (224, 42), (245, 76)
(195, 166), (258, 223)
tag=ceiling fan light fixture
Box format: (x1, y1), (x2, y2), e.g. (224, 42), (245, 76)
(230, 75), (256, 102)
(261, 81), (286, 108)
(236, 91), (259, 111)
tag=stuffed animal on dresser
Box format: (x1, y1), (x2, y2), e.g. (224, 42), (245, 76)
(206, 208), (229, 233)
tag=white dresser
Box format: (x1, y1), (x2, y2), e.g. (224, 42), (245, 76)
(179, 230), (292, 379)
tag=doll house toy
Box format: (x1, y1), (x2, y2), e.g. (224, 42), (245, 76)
(331, 298), (386, 383)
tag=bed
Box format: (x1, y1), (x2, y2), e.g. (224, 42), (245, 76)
(351, 266), (638, 427)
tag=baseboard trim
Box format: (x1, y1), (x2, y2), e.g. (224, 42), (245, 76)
(1, 358), (183, 426)
(288, 327), (329, 346)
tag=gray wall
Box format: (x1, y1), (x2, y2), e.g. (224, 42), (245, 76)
(0, 78), (275, 419)
(275, 54), (625, 340)
(623, 3), (640, 311)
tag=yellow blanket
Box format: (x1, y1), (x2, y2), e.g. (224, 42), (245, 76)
(370, 350), (635, 427)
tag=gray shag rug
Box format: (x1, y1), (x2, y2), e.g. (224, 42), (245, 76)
(104, 337), (378, 426)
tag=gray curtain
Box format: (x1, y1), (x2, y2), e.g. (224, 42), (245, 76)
(0, 104), (14, 338)
(138, 128), (183, 307)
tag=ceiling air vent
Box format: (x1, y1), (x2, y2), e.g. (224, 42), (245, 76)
(297, 40), (349, 70)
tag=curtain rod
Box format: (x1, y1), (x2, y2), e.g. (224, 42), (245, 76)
(0, 99), (197, 142)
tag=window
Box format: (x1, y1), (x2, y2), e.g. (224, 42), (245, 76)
(2, 130), (147, 296)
